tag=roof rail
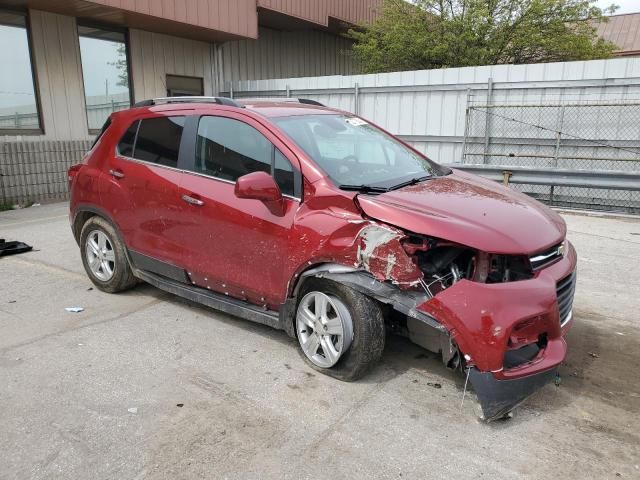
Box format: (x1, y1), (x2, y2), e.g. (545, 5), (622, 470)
(236, 97), (325, 107)
(133, 96), (244, 108)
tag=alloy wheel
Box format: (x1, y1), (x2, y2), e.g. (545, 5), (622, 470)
(296, 291), (354, 368)
(85, 230), (116, 281)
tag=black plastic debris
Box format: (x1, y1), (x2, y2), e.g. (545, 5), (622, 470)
(0, 239), (33, 257)
(469, 367), (557, 422)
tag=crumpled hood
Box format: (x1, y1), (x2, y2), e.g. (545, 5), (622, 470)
(357, 169), (566, 255)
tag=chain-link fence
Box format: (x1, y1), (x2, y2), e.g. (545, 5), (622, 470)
(462, 94), (640, 213)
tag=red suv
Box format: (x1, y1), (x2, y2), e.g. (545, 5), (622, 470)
(68, 97), (577, 421)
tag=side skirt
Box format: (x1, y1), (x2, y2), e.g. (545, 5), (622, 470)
(133, 269), (282, 330)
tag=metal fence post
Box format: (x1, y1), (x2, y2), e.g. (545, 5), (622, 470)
(229, 83), (234, 99)
(286, 85), (291, 98)
(550, 105), (566, 203)
(354, 82), (360, 115)
(483, 78), (493, 164)
(461, 88), (471, 164)
(0, 144), (6, 205)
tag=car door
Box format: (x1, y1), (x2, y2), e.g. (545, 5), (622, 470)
(101, 114), (191, 278)
(178, 112), (302, 309)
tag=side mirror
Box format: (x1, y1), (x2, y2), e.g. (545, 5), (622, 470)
(234, 171), (285, 215)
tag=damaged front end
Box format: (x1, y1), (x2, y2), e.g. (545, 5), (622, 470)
(303, 221), (577, 422)
(411, 234), (576, 421)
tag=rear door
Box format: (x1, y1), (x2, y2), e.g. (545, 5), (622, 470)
(177, 112), (302, 308)
(101, 114), (190, 277)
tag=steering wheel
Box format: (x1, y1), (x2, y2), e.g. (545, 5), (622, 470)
(342, 154), (359, 164)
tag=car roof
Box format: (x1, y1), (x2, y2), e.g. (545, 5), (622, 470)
(115, 98), (344, 121)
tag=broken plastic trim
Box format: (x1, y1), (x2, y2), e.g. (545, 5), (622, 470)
(297, 265), (445, 333)
(468, 367), (558, 422)
(0, 239), (33, 256)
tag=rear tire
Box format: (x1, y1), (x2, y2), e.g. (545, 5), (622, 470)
(295, 278), (385, 381)
(80, 216), (136, 293)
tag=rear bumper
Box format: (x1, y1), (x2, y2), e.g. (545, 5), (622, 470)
(418, 241), (577, 378)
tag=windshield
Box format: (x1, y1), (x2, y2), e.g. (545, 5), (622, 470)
(273, 114), (449, 190)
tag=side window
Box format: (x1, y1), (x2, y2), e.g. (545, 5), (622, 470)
(133, 116), (185, 168)
(195, 116), (271, 182)
(117, 120), (138, 157)
(274, 149), (295, 197)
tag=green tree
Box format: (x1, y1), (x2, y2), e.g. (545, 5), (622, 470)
(350, 0), (618, 73)
(109, 44), (129, 88)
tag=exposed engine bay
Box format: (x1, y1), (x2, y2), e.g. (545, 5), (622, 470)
(401, 234), (535, 298)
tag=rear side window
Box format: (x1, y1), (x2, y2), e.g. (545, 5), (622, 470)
(194, 116), (298, 197)
(133, 116), (185, 168)
(117, 120), (138, 157)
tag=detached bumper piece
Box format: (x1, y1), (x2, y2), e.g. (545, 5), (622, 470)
(0, 239), (33, 257)
(469, 367), (557, 422)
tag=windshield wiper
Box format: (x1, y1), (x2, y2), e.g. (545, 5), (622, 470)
(387, 175), (432, 191)
(339, 184), (389, 193)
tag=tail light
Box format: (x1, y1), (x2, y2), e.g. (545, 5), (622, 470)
(68, 164), (83, 191)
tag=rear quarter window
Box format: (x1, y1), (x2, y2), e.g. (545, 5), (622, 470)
(91, 117), (112, 149)
(117, 120), (138, 157)
(133, 117), (185, 168)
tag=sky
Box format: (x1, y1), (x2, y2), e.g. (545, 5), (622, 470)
(597, 0), (640, 14)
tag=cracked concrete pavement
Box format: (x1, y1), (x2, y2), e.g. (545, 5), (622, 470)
(1, 203), (639, 479)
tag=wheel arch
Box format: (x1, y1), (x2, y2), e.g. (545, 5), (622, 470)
(72, 205), (134, 273)
(72, 205), (122, 245)
(279, 262), (362, 338)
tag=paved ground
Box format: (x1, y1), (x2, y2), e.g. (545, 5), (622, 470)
(1, 202), (639, 480)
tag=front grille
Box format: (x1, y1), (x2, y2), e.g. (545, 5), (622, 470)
(530, 243), (563, 270)
(556, 271), (576, 327)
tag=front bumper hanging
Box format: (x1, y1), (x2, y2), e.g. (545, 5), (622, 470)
(468, 367), (558, 421)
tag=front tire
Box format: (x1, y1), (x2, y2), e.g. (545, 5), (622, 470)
(80, 216), (136, 293)
(295, 279), (385, 381)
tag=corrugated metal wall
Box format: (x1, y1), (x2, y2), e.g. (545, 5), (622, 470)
(227, 58), (640, 164)
(26, 10), (89, 141)
(258, 0), (380, 26)
(128, 29), (216, 101)
(89, 0), (259, 39)
(219, 27), (355, 86)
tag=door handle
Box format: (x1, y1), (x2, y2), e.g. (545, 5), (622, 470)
(109, 169), (125, 179)
(182, 194), (204, 206)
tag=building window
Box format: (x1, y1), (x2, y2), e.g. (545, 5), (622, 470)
(166, 75), (204, 97)
(78, 25), (131, 132)
(0, 10), (41, 132)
